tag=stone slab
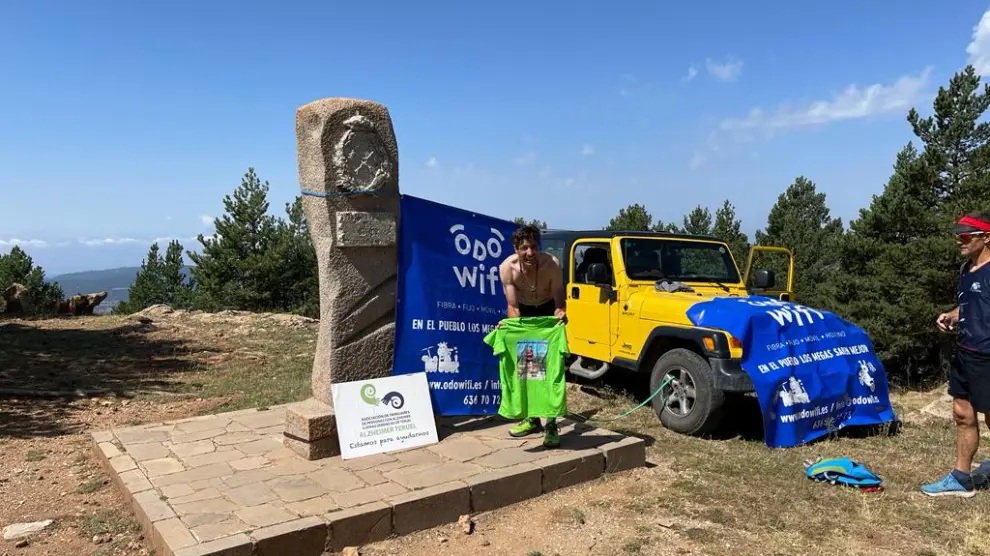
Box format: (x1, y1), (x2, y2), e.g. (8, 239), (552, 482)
(252, 517), (327, 556)
(283, 398), (338, 441)
(91, 406), (643, 556)
(599, 435), (647, 473)
(464, 463), (543, 512)
(388, 480), (470, 535)
(282, 434), (340, 461)
(538, 449), (606, 493)
(152, 518), (197, 554)
(173, 533), (253, 556)
(327, 501), (393, 552)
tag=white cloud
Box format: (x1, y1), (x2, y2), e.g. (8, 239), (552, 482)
(689, 67), (933, 169)
(581, 144), (595, 156)
(718, 66), (932, 132)
(513, 152), (537, 166)
(426, 156), (438, 168)
(2, 236), (204, 252)
(967, 8), (990, 75)
(0, 238), (49, 248)
(705, 56), (743, 82)
(683, 65), (698, 82)
(77, 237), (143, 247)
(151, 236), (198, 245)
(200, 214), (214, 226)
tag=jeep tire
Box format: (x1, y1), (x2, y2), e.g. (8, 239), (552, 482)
(649, 348), (725, 436)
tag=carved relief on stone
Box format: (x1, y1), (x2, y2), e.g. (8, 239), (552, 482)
(330, 114), (396, 193)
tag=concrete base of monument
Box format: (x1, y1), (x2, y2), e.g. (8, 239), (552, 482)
(283, 397), (341, 460)
(91, 405), (646, 556)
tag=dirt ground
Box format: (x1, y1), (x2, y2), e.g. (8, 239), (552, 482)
(1, 310), (988, 556)
(0, 308), (313, 556)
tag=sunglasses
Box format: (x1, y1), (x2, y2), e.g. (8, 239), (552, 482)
(956, 232), (986, 243)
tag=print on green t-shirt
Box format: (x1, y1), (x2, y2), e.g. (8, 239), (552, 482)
(482, 316), (569, 419)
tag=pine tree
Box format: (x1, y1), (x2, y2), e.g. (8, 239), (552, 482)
(907, 65), (990, 204)
(754, 176), (843, 309)
(682, 205), (713, 235)
(273, 196), (319, 317)
(118, 242), (163, 313)
(831, 143), (952, 384)
(0, 246), (63, 313)
(834, 66), (990, 384)
(161, 240), (194, 308)
(652, 220), (682, 233)
(116, 240), (194, 313)
(513, 217), (548, 229)
(711, 200), (751, 265)
(187, 168), (282, 312)
(605, 204), (653, 231)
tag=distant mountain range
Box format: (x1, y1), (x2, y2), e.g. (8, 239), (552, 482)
(50, 266), (192, 313)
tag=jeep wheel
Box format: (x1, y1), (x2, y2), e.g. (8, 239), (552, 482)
(649, 348), (725, 436)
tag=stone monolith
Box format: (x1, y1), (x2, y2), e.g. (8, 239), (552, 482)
(283, 98), (400, 460)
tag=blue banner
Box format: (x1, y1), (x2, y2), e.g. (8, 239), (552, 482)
(686, 296), (897, 448)
(393, 195), (520, 415)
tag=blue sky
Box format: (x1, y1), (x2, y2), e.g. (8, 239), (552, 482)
(3, 1), (990, 275)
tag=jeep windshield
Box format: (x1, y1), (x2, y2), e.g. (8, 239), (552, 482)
(619, 238), (741, 284)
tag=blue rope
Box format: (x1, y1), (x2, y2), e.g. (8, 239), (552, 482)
(300, 189), (399, 198)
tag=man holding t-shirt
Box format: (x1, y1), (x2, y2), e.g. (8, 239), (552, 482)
(492, 224), (567, 447)
(923, 212), (990, 497)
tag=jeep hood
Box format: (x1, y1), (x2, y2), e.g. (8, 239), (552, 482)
(631, 286), (745, 326)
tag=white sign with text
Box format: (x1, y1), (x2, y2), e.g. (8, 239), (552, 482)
(332, 372), (439, 460)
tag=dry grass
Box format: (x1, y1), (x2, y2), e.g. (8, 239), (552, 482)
(374, 370), (987, 555)
(0, 311), (314, 556)
(1, 311), (986, 556)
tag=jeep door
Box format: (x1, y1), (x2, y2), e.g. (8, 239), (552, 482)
(567, 240), (615, 362)
(743, 245), (795, 301)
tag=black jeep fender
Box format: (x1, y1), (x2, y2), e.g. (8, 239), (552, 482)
(611, 326), (754, 393)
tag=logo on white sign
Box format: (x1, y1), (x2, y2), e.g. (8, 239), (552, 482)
(332, 372), (439, 460)
(449, 224), (504, 295)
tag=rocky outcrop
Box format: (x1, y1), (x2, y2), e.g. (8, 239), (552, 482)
(1, 283), (33, 314)
(57, 291), (109, 316)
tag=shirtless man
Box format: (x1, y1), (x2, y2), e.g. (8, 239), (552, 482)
(498, 224), (566, 444)
(499, 225), (566, 320)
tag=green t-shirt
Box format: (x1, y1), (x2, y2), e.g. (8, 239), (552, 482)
(482, 316), (569, 419)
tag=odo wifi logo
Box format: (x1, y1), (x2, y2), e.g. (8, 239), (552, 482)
(360, 384), (405, 410)
(449, 224), (505, 295)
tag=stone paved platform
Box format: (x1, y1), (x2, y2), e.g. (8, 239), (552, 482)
(91, 405), (645, 556)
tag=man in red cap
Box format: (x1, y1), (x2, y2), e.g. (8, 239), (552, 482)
(923, 211), (990, 497)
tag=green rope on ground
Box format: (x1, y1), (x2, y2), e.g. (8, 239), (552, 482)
(568, 375), (675, 424)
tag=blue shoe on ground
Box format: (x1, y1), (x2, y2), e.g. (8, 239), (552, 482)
(921, 472), (977, 497)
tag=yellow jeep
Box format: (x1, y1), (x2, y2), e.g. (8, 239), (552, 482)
(540, 230), (794, 436)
